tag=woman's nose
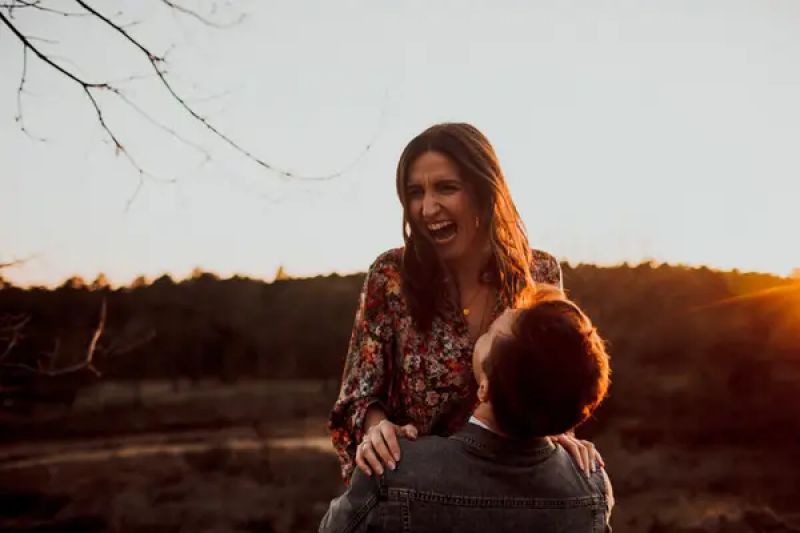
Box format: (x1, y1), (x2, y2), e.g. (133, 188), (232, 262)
(421, 193), (440, 218)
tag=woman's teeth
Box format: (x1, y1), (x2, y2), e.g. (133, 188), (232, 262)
(427, 221), (457, 242)
(428, 221), (451, 231)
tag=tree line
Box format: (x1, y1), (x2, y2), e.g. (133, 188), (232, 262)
(1, 262), (799, 445)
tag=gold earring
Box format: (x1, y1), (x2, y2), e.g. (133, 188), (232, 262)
(475, 216), (480, 229)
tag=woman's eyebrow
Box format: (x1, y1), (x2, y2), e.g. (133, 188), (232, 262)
(406, 175), (424, 187)
(409, 175), (458, 188)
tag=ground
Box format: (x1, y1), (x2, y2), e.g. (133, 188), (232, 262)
(1, 380), (798, 532)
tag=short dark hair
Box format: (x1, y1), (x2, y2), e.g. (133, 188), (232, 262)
(483, 289), (610, 438)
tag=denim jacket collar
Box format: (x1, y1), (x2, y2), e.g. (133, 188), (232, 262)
(450, 422), (557, 466)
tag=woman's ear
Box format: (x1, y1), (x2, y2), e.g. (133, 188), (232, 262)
(477, 378), (490, 403)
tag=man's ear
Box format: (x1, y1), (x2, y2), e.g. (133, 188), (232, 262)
(477, 378), (490, 403)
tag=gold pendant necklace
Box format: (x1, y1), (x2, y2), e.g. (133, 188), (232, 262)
(461, 285), (486, 317)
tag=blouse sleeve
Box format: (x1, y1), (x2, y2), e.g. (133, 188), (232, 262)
(531, 249), (563, 290)
(328, 253), (398, 482)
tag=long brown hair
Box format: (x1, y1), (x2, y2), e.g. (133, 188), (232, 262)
(396, 123), (534, 330)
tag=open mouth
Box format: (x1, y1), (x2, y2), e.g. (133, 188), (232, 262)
(427, 221), (457, 244)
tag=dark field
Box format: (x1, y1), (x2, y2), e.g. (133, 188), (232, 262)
(1, 379), (798, 533)
(2, 265), (800, 531)
(1, 380), (341, 532)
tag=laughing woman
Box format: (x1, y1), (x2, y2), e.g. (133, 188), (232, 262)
(329, 123), (601, 482)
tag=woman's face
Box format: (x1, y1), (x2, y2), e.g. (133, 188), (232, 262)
(406, 151), (484, 265)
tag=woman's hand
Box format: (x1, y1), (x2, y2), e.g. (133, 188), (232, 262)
(551, 433), (605, 477)
(356, 419), (418, 476)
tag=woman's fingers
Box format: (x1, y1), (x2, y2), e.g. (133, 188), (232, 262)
(578, 440), (591, 476)
(594, 448), (606, 469)
(556, 435), (588, 475)
(554, 435), (604, 476)
(371, 423), (398, 469)
(576, 439), (605, 472)
(582, 440), (597, 473)
(357, 422), (421, 478)
(361, 438), (385, 475)
(399, 424), (419, 440)
(571, 438), (589, 475)
(355, 442), (373, 476)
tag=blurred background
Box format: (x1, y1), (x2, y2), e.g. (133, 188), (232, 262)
(1, 1), (799, 531)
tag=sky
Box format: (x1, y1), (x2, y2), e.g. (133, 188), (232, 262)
(1, 0), (799, 287)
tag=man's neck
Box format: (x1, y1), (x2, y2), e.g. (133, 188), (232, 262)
(471, 405), (505, 436)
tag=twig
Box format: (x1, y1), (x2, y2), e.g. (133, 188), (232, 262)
(3, 0), (380, 186)
(103, 328), (156, 357)
(0, 299), (107, 377)
(0, 256), (31, 269)
(111, 88), (210, 163)
(159, 0), (246, 28)
(82, 85), (156, 184)
(125, 176), (144, 213)
(14, 0), (88, 17)
(0, 9), (170, 188)
(0, 315), (31, 362)
(73, 0), (368, 182)
(83, 297), (106, 376)
(26, 35), (59, 44)
(15, 47), (47, 142)
(0, 11), (107, 87)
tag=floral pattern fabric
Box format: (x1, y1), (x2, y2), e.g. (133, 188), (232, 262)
(328, 248), (562, 481)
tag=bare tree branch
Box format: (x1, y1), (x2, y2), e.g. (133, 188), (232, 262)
(111, 88), (211, 164)
(15, 47), (47, 142)
(0, 10), (175, 193)
(73, 1), (305, 180)
(160, 0), (246, 28)
(74, 0), (372, 182)
(84, 296), (106, 375)
(25, 34), (59, 44)
(0, 299), (107, 377)
(12, 0), (89, 17)
(0, 315), (31, 362)
(2, 0), (382, 198)
(103, 328), (156, 357)
(0, 10), (105, 88)
(0, 256), (32, 269)
(82, 84), (161, 183)
(125, 175), (145, 213)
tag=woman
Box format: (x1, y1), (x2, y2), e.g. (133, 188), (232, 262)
(329, 123), (601, 482)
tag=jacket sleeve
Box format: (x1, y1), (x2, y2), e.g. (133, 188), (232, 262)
(591, 467), (614, 532)
(319, 470), (380, 533)
(602, 467), (614, 532)
(328, 253), (398, 482)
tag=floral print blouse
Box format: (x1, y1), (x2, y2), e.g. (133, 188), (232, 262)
(328, 247), (562, 481)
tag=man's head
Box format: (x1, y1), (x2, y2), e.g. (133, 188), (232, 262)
(472, 286), (610, 438)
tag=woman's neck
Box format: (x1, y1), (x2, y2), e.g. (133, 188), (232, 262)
(446, 240), (492, 289)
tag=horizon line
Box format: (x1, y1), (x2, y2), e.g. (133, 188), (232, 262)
(2, 258), (797, 291)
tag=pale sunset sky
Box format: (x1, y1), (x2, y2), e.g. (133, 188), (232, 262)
(1, 0), (799, 287)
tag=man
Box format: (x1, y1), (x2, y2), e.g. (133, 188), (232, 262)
(320, 287), (613, 532)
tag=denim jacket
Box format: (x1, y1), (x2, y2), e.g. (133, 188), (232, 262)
(320, 423), (613, 533)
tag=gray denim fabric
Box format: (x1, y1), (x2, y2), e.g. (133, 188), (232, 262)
(320, 423), (612, 533)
